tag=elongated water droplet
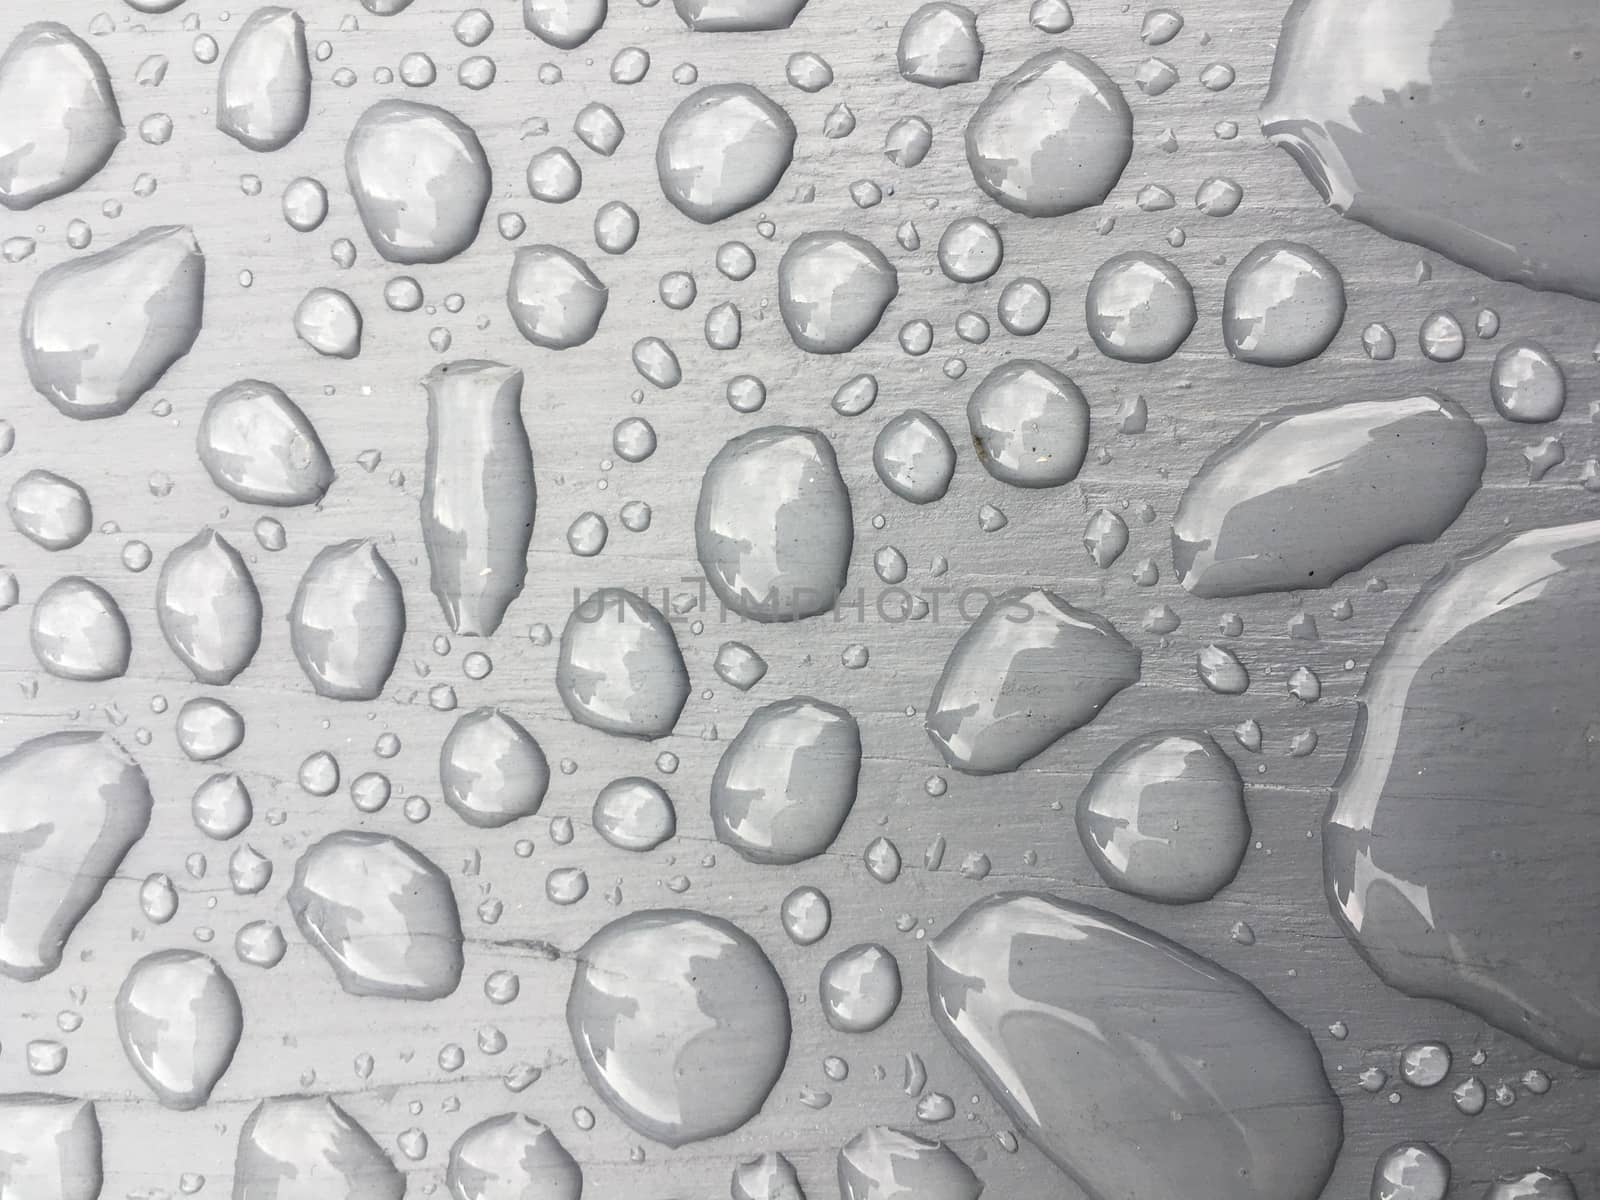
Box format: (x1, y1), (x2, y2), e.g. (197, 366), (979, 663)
(927, 587), (1140, 774)
(930, 893), (1343, 1200)
(115, 949), (242, 1109)
(0, 1094), (102, 1200)
(568, 909), (791, 1145)
(966, 49), (1132, 216)
(290, 830), (463, 1000)
(288, 540), (405, 701)
(711, 696), (861, 864)
(0, 24), (122, 210)
(216, 7), (309, 151)
(422, 361), (534, 636)
(439, 708), (549, 827)
(1327, 518), (1600, 1065)
(557, 588), (689, 739)
(157, 529), (262, 684)
(346, 100), (491, 264)
(23, 225), (203, 420)
(696, 426), (853, 620)
(198, 380), (334, 506)
(657, 85), (795, 224)
(1076, 731), (1249, 903)
(0, 732), (152, 980)
(234, 1095), (405, 1200)
(30, 577), (130, 681)
(1172, 394), (1485, 597)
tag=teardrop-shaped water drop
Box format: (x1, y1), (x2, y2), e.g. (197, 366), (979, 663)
(234, 1095), (405, 1200)
(198, 380), (333, 507)
(290, 830), (463, 1000)
(216, 7), (310, 151)
(115, 949), (242, 1109)
(711, 696), (861, 864)
(0, 23), (122, 209)
(439, 708), (549, 827)
(927, 587), (1140, 774)
(567, 909), (791, 1146)
(557, 588), (689, 739)
(696, 426), (853, 620)
(157, 528), (262, 684)
(0, 732), (152, 980)
(30, 576), (130, 681)
(23, 226), (203, 420)
(288, 540), (405, 701)
(346, 100), (491, 264)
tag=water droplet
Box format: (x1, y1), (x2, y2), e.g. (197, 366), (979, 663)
(1326, 518), (1600, 1065)
(9, 471), (91, 550)
(671, 0), (809, 31)
(0, 732), (152, 980)
(1399, 1041), (1451, 1088)
(732, 1151), (804, 1200)
(115, 950), (241, 1109)
(898, 3), (983, 88)
(0, 1095), (102, 1199)
(820, 942), (901, 1032)
(884, 116), (932, 167)
(1491, 339), (1566, 423)
(715, 641), (769, 690)
(346, 100), (490, 264)
(1484, 1171), (1578, 1200)
(1370, 1142), (1450, 1200)
(290, 830), (462, 1000)
(1362, 323), (1396, 360)
(568, 909), (790, 1145)
(1222, 241), (1345, 366)
(1173, 394), (1485, 596)
(712, 696), (861, 864)
(193, 773), (252, 840)
(838, 1127), (981, 1200)
(931, 893), (1342, 1200)
(928, 588), (1139, 774)
(1085, 251), (1195, 362)
(0, 23), (122, 210)
(1419, 310), (1465, 362)
(216, 6), (309, 151)
(156, 530), (261, 687)
(657, 85), (795, 224)
(593, 777), (676, 850)
(440, 708), (549, 827)
(526, 146), (582, 203)
(696, 426), (853, 621)
(1083, 508), (1130, 568)
(1030, 0), (1073, 33)
(422, 361), (535, 636)
(447, 1114), (582, 1200)
(937, 215), (1003, 283)
(874, 410), (957, 503)
(289, 540), (405, 700)
(235, 1096), (404, 1199)
(1196, 644), (1249, 695)
(524, 0), (607, 47)
(293, 287), (363, 358)
(558, 588), (689, 738)
(30, 576), (129, 681)
(968, 361), (1090, 488)
(23, 225), (203, 420)
(966, 49), (1132, 216)
(197, 379), (333, 506)
(833, 373), (880, 416)
(1077, 731), (1249, 903)
(778, 231), (898, 353)
(780, 885), (831, 945)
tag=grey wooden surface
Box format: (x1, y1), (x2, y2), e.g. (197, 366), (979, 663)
(0, 0), (1596, 1196)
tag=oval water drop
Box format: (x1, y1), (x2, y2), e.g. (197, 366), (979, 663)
(30, 577), (130, 682)
(593, 777), (676, 851)
(873, 409), (956, 504)
(838, 1127), (981, 1200)
(439, 708), (549, 828)
(446, 1114), (582, 1200)
(288, 540), (405, 701)
(216, 7), (310, 151)
(157, 528), (262, 684)
(197, 380), (333, 506)
(234, 1096), (404, 1200)
(0, 23), (122, 209)
(778, 231), (898, 353)
(115, 949), (242, 1109)
(1222, 241), (1346, 366)
(657, 85), (795, 224)
(967, 361), (1090, 488)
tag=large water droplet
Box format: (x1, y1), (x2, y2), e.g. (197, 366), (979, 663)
(216, 7), (309, 151)
(1370, 1142), (1450, 1200)
(290, 830), (463, 1000)
(346, 100), (491, 264)
(507, 245), (608, 349)
(524, 0), (607, 48)
(446, 1114), (582, 1200)
(733, 1152), (805, 1200)
(837, 1127), (981, 1200)
(1076, 731), (1249, 903)
(198, 380), (333, 506)
(1490, 339), (1567, 423)
(696, 426), (853, 621)
(422, 361), (534, 636)
(968, 361), (1090, 488)
(778, 231), (898, 353)
(1261, 0), (1600, 301)
(1172, 394), (1485, 597)
(439, 708), (549, 827)
(288, 540), (405, 701)
(30, 576), (130, 681)
(22, 225), (204, 420)
(0, 23), (122, 209)
(567, 909), (791, 1145)
(711, 696), (862, 864)
(1222, 241), (1346, 366)
(0, 1094), (102, 1200)
(1326, 518), (1600, 1065)
(898, 3), (983, 88)
(930, 892), (1343, 1200)
(966, 49), (1132, 216)
(557, 588), (689, 739)
(234, 1095), (404, 1200)
(657, 85), (795, 224)
(114, 949), (242, 1109)
(1085, 251), (1195, 362)
(928, 588), (1139, 774)
(671, 0), (808, 31)
(157, 528), (262, 684)
(0, 732), (152, 980)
